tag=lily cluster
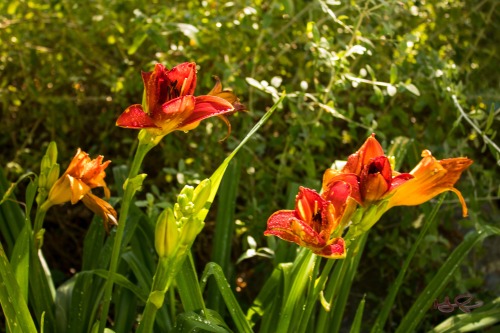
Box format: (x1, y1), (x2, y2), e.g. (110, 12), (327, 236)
(265, 134), (473, 259)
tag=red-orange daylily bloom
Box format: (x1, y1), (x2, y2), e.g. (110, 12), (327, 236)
(323, 134), (413, 205)
(264, 187), (347, 259)
(116, 62), (243, 137)
(45, 149), (117, 230)
(387, 150), (473, 216)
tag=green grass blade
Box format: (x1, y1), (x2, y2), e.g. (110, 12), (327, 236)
(0, 168), (25, 254)
(197, 93), (285, 223)
(327, 232), (369, 333)
(276, 250), (316, 333)
(172, 309), (230, 333)
(371, 195), (446, 333)
(396, 224), (500, 333)
(0, 241), (37, 332)
(82, 217), (106, 271)
(350, 295), (366, 333)
(246, 265), (283, 326)
(200, 262), (253, 333)
(176, 252), (206, 312)
(10, 224), (30, 303)
(91, 269), (148, 302)
(208, 160), (240, 313)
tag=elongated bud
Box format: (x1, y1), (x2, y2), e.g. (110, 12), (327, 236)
(38, 173), (47, 190)
(41, 155), (52, 174)
(46, 164), (60, 190)
(47, 141), (58, 165)
(192, 179), (211, 214)
(155, 208), (179, 258)
(179, 216), (204, 248)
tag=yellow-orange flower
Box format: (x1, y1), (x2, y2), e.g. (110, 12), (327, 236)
(387, 150), (473, 216)
(44, 149), (117, 229)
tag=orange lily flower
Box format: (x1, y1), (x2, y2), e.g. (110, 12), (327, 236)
(323, 134), (413, 205)
(387, 150), (473, 216)
(116, 62), (243, 138)
(264, 187), (347, 259)
(44, 149), (117, 230)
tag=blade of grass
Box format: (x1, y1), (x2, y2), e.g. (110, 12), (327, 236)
(0, 241), (37, 332)
(350, 295), (366, 333)
(371, 195), (446, 333)
(395, 223), (500, 333)
(200, 262), (253, 333)
(176, 252), (206, 313)
(276, 250), (316, 333)
(208, 160), (240, 313)
(326, 232), (369, 333)
(10, 224), (30, 303)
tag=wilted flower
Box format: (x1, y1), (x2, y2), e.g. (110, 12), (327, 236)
(116, 62), (243, 138)
(265, 187), (347, 259)
(42, 149), (117, 230)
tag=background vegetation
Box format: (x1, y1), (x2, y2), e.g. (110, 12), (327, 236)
(1, 0), (499, 331)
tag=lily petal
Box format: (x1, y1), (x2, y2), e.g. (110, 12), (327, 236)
(316, 238), (346, 259)
(166, 62), (197, 97)
(343, 133), (385, 175)
(116, 104), (159, 129)
(81, 193), (118, 232)
(387, 150), (473, 216)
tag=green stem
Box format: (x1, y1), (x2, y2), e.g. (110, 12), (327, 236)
(99, 134), (157, 332)
(137, 248), (192, 333)
(32, 208), (46, 249)
(136, 258), (172, 333)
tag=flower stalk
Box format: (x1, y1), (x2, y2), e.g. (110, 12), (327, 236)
(98, 141), (150, 332)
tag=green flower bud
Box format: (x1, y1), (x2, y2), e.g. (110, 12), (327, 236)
(40, 155), (52, 174)
(46, 164), (60, 190)
(155, 208), (179, 258)
(173, 202), (183, 220)
(46, 141), (58, 166)
(179, 185), (194, 200)
(192, 179), (211, 214)
(38, 173), (47, 190)
(179, 217), (204, 248)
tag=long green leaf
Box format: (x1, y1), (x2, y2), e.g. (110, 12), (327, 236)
(396, 224), (500, 333)
(350, 295), (366, 333)
(208, 160), (240, 313)
(326, 232), (369, 333)
(171, 309), (230, 333)
(176, 252), (206, 313)
(0, 241), (38, 332)
(371, 195), (445, 333)
(277, 250), (316, 333)
(200, 262), (253, 333)
(10, 224), (30, 303)
(197, 93), (286, 223)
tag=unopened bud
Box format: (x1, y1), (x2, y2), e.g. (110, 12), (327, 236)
(192, 179), (211, 214)
(46, 164), (60, 190)
(155, 208), (179, 258)
(179, 216), (204, 247)
(41, 155), (52, 174)
(38, 173), (47, 190)
(46, 141), (58, 166)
